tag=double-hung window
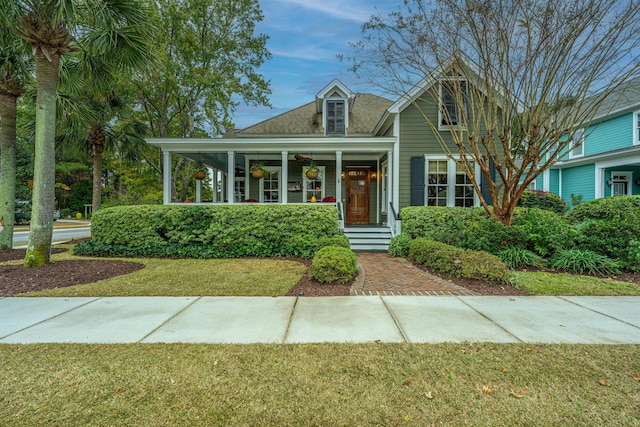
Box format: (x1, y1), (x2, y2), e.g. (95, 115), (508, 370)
(326, 100), (345, 135)
(439, 80), (469, 128)
(426, 157), (479, 207)
(570, 128), (584, 158)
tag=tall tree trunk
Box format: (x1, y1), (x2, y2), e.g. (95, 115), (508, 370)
(89, 125), (105, 213)
(0, 92), (18, 250)
(24, 50), (59, 267)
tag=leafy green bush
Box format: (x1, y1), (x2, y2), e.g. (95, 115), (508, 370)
(308, 246), (358, 284)
(498, 247), (544, 269)
(511, 208), (575, 256)
(627, 240), (640, 272)
(549, 249), (621, 275)
(408, 238), (508, 282)
(517, 190), (568, 214)
(565, 196), (640, 267)
(388, 233), (412, 257)
(83, 204), (342, 258)
(401, 206), (525, 254)
(459, 250), (509, 282)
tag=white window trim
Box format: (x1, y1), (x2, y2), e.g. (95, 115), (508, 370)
(324, 98), (348, 135)
(302, 165), (326, 202)
(609, 171), (633, 197)
(424, 155), (480, 207)
(634, 111), (640, 146)
(259, 166), (282, 203)
(569, 128), (585, 159)
(438, 78), (468, 131)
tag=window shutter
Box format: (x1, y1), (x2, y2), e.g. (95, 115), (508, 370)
(411, 156), (425, 206)
(480, 156), (495, 206)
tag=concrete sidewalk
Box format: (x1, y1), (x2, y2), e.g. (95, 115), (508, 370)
(2, 296), (639, 344)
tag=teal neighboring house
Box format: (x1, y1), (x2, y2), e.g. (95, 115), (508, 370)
(536, 79), (640, 206)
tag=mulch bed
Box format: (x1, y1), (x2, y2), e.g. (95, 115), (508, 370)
(0, 248), (144, 297)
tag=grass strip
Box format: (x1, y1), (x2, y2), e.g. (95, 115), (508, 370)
(513, 271), (640, 296)
(1, 343), (639, 426)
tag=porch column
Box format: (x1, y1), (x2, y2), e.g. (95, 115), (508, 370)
(163, 151), (171, 204)
(335, 150), (342, 203)
(227, 151), (235, 204)
(196, 179), (202, 203)
(212, 169), (218, 203)
(392, 116), (400, 211)
(595, 165), (605, 199)
(281, 151), (288, 203)
(387, 150), (393, 212)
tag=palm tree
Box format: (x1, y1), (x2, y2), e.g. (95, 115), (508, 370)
(0, 0), (156, 266)
(0, 29), (30, 251)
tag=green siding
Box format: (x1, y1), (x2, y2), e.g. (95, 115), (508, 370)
(560, 164), (595, 206)
(398, 97), (465, 208)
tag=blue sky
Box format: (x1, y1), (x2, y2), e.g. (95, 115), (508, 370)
(232, 0), (402, 128)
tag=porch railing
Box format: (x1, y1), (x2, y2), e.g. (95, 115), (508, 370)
(388, 202), (401, 237)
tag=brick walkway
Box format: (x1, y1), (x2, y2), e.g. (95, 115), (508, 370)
(350, 253), (478, 296)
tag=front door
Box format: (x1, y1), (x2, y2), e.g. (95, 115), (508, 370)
(346, 167), (370, 224)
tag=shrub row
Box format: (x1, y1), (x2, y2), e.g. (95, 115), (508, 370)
(400, 206), (573, 257)
(76, 204), (346, 259)
(566, 196), (640, 269)
(408, 238), (508, 283)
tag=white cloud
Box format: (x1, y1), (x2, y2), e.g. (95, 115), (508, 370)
(269, 0), (378, 22)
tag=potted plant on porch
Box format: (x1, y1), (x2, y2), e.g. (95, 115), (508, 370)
(303, 161), (320, 179)
(250, 161), (267, 179)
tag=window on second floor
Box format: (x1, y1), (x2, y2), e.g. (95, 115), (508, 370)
(570, 128), (584, 158)
(326, 100), (345, 135)
(439, 80), (469, 128)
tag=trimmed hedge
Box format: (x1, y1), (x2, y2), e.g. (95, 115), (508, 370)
(309, 245), (358, 284)
(75, 204), (345, 259)
(517, 190), (568, 215)
(401, 206), (519, 254)
(408, 238), (508, 283)
(565, 196), (640, 267)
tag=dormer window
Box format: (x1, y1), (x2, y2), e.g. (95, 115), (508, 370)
(316, 79), (353, 136)
(326, 100), (345, 134)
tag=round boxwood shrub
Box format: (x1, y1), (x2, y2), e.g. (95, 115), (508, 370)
(388, 233), (412, 257)
(309, 245), (358, 284)
(517, 190), (568, 215)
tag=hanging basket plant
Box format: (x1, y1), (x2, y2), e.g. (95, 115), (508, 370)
(250, 161), (267, 179)
(194, 165), (207, 180)
(303, 161), (320, 179)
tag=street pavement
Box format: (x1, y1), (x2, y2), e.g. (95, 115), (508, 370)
(1, 295), (639, 344)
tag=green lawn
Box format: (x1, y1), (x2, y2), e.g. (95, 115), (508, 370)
(512, 271), (640, 296)
(1, 343), (638, 426)
(14, 245), (306, 297)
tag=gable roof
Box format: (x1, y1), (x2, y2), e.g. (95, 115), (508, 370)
(589, 76), (640, 123)
(229, 92), (393, 138)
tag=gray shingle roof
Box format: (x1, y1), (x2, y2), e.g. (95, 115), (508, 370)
(229, 93), (393, 137)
